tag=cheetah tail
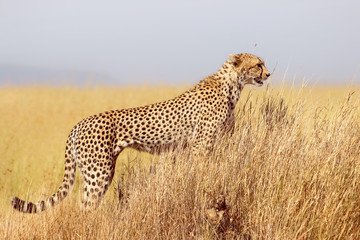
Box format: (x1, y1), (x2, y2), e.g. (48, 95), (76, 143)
(11, 132), (78, 213)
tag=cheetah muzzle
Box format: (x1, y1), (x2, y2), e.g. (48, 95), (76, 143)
(11, 53), (270, 213)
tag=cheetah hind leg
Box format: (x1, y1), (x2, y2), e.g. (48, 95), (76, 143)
(80, 159), (116, 210)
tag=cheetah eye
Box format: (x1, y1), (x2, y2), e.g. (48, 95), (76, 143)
(233, 62), (238, 67)
(257, 63), (262, 68)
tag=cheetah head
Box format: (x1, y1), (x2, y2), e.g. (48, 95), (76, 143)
(228, 53), (270, 87)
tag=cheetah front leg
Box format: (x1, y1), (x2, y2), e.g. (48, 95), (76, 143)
(191, 112), (233, 156)
(191, 122), (217, 156)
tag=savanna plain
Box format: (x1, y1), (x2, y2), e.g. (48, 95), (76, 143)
(0, 83), (359, 239)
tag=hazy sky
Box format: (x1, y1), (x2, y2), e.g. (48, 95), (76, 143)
(0, 0), (359, 85)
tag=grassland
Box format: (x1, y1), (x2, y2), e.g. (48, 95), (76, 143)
(0, 84), (359, 239)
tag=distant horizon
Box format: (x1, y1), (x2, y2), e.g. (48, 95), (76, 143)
(1, 61), (359, 88)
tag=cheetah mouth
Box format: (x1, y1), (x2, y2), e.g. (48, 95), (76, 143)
(254, 77), (263, 86)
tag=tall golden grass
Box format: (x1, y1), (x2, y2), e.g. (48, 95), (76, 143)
(0, 84), (359, 239)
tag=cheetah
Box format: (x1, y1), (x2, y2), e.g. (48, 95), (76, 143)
(11, 53), (270, 213)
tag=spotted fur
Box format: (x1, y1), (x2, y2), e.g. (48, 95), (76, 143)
(11, 53), (270, 213)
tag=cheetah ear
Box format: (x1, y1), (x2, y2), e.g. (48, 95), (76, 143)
(228, 54), (242, 67)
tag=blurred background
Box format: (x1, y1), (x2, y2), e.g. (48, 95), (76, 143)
(0, 0), (359, 86)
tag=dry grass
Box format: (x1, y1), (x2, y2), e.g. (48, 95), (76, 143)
(0, 84), (359, 239)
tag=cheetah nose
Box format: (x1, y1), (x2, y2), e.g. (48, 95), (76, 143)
(266, 73), (270, 77)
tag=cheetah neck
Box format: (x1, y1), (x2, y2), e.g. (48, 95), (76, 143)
(211, 62), (244, 107)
